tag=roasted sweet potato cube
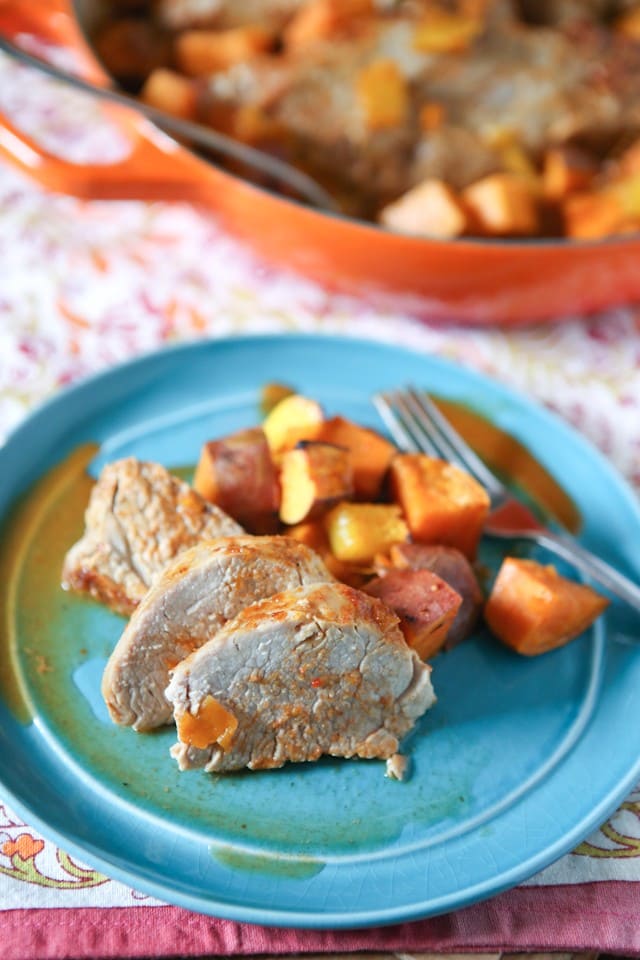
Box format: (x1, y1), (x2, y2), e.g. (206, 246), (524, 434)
(389, 453), (490, 559)
(385, 542), (483, 647)
(484, 557), (609, 656)
(355, 60), (409, 130)
(413, 11), (483, 53)
(542, 146), (596, 200)
(193, 426), (280, 533)
(140, 68), (198, 120)
(316, 416), (396, 499)
(462, 173), (539, 235)
(175, 26), (274, 76)
(562, 190), (625, 239)
(279, 442), (353, 525)
(175, 694), (238, 751)
(380, 179), (469, 239)
(364, 568), (462, 660)
(283, 0), (373, 50)
(262, 393), (324, 453)
(325, 502), (409, 564)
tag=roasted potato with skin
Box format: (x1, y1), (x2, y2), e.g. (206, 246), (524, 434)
(193, 426), (280, 533)
(364, 567), (462, 660)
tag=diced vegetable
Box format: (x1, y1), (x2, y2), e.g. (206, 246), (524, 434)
(193, 426), (280, 533)
(283, 0), (373, 50)
(364, 568), (462, 660)
(140, 68), (198, 120)
(279, 441), (353, 524)
(175, 695), (238, 750)
(355, 60), (409, 131)
(413, 11), (483, 53)
(542, 146), (596, 200)
(484, 557), (609, 656)
(175, 26), (274, 76)
(316, 416), (397, 499)
(325, 502), (409, 564)
(262, 393), (324, 453)
(384, 542), (483, 647)
(380, 179), (469, 239)
(260, 382), (295, 417)
(462, 173), (539, 235)
(389, 453), (490, 559)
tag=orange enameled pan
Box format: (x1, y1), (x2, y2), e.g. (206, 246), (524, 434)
(0, 0), (639, 326)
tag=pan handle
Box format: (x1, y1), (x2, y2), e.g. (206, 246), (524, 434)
(0, 0), (218, 201)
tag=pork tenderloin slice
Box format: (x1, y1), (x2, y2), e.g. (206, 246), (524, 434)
(166, 581), (436, 773)
(62, 457), (244, 616)
(102, 535), (335, 731)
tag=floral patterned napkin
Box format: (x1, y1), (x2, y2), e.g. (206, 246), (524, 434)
(0, 50), (640, 957)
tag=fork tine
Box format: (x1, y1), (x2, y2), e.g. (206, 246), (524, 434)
(373, 392), (439, 456)
(405, 387), (506, 500)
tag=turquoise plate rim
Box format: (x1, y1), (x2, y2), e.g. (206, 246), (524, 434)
(0, 332), (639, 929)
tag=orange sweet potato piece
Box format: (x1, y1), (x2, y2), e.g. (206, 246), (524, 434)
(462, 173), (539, 235)
(316, 416), (396, 500)
(364, 568), (462, 660)
(140, 68), (198, 120)
(484, 557), (609, 656)
(389, 453), (490, 560)
(542, 146), (596, 200)
(279, 441), (353, 524)
(283, 0), (373, 50)
(175, 695), (238, 751)
(355, 60), (409, 130)
(380, 179), (469, 239)
(193, 426), (280, 533)
(175, 26), (274, 76)
(562, 190), (624, 239)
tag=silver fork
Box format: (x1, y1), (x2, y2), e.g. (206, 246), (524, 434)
(374, 386), (640, 613)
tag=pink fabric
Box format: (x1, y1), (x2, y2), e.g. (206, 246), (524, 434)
(3, 883), (640, 960)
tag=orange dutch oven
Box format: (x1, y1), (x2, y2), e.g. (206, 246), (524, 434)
(0, 0), (639, 326)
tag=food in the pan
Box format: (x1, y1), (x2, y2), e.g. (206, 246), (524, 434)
(93, 0), (640, 239)
(165, 580), (436, 772)
(62, 457), (244, 615)
(101, 535), (335, 730)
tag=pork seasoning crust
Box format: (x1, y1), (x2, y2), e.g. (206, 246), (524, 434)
(166, 581), (436, 773)
(102, 535), (335, 730)
(62, 458), (244, 616)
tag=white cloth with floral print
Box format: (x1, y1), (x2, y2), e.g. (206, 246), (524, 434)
(0, 51), (640, 911)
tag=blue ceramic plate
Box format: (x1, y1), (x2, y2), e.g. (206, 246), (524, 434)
(0, 333), (639, 929)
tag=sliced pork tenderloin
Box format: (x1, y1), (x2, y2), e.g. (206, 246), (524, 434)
(166, 581), (436, 774)
(102, 535), (335, 731)
(62, 457), (244, 616)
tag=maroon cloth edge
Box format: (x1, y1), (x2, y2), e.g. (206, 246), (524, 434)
(3, 882), (640, 960)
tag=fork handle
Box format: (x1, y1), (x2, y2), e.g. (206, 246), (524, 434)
(528, 528), (640, 613)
